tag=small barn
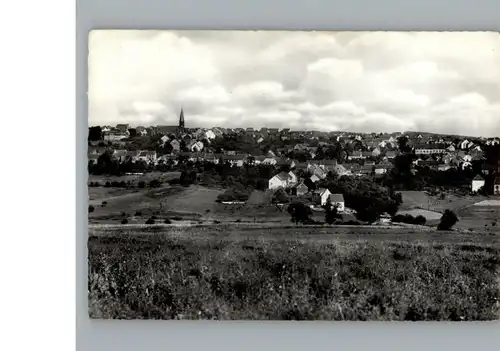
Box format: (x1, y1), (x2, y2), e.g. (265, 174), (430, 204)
(328, 193), (345, 212)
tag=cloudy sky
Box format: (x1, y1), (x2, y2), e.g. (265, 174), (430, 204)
(88, 30), (500, 137)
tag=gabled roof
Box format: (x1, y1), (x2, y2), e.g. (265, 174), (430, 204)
(274, 171), (292, 181)
(314, 187), (329, 196)
(473, 174), (484, 181)
(329, 194), (344, 203)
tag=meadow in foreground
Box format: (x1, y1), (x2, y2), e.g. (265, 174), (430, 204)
(88, 232), (500, 321)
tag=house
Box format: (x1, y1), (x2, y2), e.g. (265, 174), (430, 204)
(438, 164), (453, 172)
(160, 135), (170, 145)
(103, 131), (128, 142)
(268, 171), (297, 190)
(116, 124), (130, 133)
(188, 141), (204, 152)
(312, 188), (332, 206)
(225, 154), (247, 167)
(414, 143), (447, 155)
(460, 139), (471, 150)
(262, 157), (277, 165)
(292, 182), (309, 196)
(310, 174), (320, 183)
(328, 193), (345, 212)
(447, 145), (456, 152)
(170, 139), (181, 151)
(135, 126), (147, 136)
(472, 174), (485, 193)
(308, 164), (327, 179)
(348, 151), (364, 160)
(257, 137), (264, 143)
(320, 159), (338, 172)
(462, 154), (472, 162)
(276, 158), (296, 169)
(374, 165), (389, 175)
(494, 177), (500, 195)
(253, 155), (266, 165)
(125, 150), (141, 163)
(88, 154), (100, 165)
(372, 148), (381, 157)
(137, 151), (157, 164)
(385, 151), (397, 159)
(332, 164), (350, 176)
(292, 162), (308, 171)
(112, 150), (128, 163)
(205, 130), (216, 140)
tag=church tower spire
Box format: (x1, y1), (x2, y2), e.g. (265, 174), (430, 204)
(179, 107), (185, 132)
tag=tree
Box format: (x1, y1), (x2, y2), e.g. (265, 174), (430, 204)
(88, 126), (102, 141)
(437, 210), (458, 230)
(323, 198), (341, 224)
(272, 188), (289, 204)
(287, 201), (313, 224)
(128, 128), (137, 138)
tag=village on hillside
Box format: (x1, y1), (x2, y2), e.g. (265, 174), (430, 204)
(88, 109), (500, 229)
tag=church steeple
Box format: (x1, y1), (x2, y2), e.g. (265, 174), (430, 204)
(179, 108), (185, 132)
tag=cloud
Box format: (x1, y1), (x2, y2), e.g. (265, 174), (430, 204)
(88, 30), (500, 137)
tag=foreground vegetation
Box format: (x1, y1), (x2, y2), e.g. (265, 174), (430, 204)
(88, 231), (500, 321)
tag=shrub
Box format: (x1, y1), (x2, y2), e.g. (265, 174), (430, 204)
(88, 205), (95, 213)
(101, 201), (107, 205)
(138, 181), (146, 188)
(287, 201), (313, 224)
(151, 215), (157, 220)
(414, 215), (427, 225)
(135, 211), (142, 216)
(172, 216), (183, 221)
(164, 218), (172, 224)
(121, 212), (127, 217)
(145, 218), (155, 225)
(213, 220), (221, 224)
(236, 219), (241, 223)
(149, 179), (161, 188)
(437, 210), (458, 231)
(121, 218), (128, 224)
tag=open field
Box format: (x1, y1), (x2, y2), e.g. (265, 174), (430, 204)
(88, 226), (500, 320)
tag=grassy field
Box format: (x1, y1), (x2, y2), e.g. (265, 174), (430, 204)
(88, 226), (500, 321)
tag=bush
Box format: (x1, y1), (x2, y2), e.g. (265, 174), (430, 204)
(164, 218), (172, 224)
(392, 214), (426, 225)
(236, 219), (241, 223)
(121, 218), (128, 224)
(135, 211), (142, 216)
(101, 201), (107, 205)
(437, 210), (458, 231)
(138, 181), (146, 188)
(149, 179), (161, 188)
(88, 205), (95, 213)
(414, 215), (427, 225)
(121, 212), (127, 217)
(145, 218), (155, 225)
(287, 201), (313, 224)
(213, 220), (221, 224)
(172, 216), (183, 221)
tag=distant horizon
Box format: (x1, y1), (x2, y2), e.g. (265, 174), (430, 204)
(89, 121), (498, 140)
(89, 30), (500, 138)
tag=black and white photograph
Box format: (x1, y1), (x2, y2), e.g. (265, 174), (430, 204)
(87, 30), (500, 321)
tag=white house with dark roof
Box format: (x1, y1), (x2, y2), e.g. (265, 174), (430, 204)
(471, 174), (485, 193)
(312, 188), (332, 206)
(268, 171), (297, 190)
